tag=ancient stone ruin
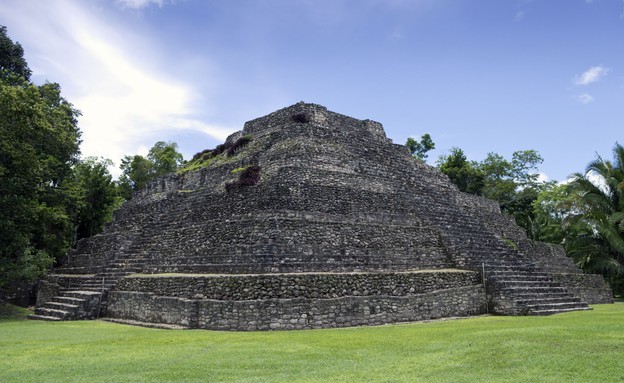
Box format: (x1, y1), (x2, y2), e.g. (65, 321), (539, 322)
(30, 102), (613, 330)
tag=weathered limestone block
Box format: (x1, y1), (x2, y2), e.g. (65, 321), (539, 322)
(553, 273), (614, 304)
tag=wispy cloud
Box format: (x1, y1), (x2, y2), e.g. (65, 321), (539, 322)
(115, 0), (168, 9)
(576, 93), (595, 104)
(0, 0), (230, 177)
(514, 10), (527, 22)
(574, 65), (609, 85)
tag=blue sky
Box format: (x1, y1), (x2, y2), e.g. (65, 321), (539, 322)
(1, 0), (622, 180)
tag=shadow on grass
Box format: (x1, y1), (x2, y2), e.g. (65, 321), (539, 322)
(0, 302), (32, 321)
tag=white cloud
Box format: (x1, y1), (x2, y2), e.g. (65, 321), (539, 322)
(0, 0), (231, 177)
(115, 0), (167, 9)
(576, 93), (595, 104)
(574, 65), (609, 85)
(537, 172), (549, 183)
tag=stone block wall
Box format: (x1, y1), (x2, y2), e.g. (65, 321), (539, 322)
(553, 273), (614, 304)
(196, 286), (486, 331)
(107, 270), (486, 330)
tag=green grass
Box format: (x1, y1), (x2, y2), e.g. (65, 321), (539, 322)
(1, 304), (623, 382)
(0, 302), (31, 320)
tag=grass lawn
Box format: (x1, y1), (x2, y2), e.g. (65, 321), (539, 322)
(1, 303), (623, 383)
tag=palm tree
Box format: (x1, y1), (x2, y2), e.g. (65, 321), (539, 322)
(565, 142), (624, 294)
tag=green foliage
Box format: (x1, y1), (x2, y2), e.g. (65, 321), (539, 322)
(0, 25), (31, 82)
(502, 238), (518, 250)
(437, 147), (485, 194)
(118, 141), (185, 199)
(437, 147), (546, 235)
(148, 141), (185, 177)
(118, 155), (153, 199)
(65, 157), (120, 243)
(0, 28), (82, 288)
(563, 143), (624, 294)
(0, 304), (622, 382)
(479, 150), (544, 203)
(179, 135), (254, 176)
(531, 182), (575, 244)
(406, 134), (435, 161)
(176, 155), (220, 175)
(231, 165), (252, 174)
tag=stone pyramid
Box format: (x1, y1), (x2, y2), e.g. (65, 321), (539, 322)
(30, 102), (613, 330)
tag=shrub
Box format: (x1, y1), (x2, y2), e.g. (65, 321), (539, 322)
(226, 134), (253, 156)
(292, 113), (310, 123)
(225, 165), (261, 192)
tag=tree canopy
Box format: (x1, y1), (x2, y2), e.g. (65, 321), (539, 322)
(406, 134), (435, 162)
(0, 27), (81, 288)
(0, 26), (31, 82)
(436, 148), (546, 234)
(118, 141), (185, 199)
(437, 147), (485, 194)
(562, 143), (624, 293)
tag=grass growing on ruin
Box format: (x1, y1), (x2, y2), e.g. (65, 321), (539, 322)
(1, 303), (623, 383)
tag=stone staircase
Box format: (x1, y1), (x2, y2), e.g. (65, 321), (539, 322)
(402, 197), (591, 316)
(28, 259), (147, 321)
(483, 259), (590, 315)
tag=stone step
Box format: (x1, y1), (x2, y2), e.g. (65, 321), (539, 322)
(489, 275), (553, 282)
(515, 296), (583, 305)
(102, 318), (190, 330)
(72, 282), (116, 287)
(484, 265), (536, 272)
(511, 292), (575, 301)
(35, 307), (72, 319)
(42, 301), (79, 311)
(499, 286), (568, 294)
(55, 296), (87, 305)
(494, 280), (561, 288)
(487, 274), (554, 282)
(61, 288), (105, 294)
(100, 271), (134, 276)
(61, 290), (103, 299)
(524, 301), (589, 312)
(27, 314), (63, 321)
(529, 306), (592, 316)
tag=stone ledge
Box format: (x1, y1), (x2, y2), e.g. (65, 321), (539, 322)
(102, 318), (190, 330)
(126, 269), (471, 278)
(107, 285), (487, 331)
(113, 270), (481, 301)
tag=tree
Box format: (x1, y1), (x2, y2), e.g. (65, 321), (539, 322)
(564, 143), (624, 294)
(436, 147), (546, 234)
(529, 182), (571, 243)
(0, 26), (31, 81)
(148, 141), (185, 177)
(479, 150), (544, 204)
(406, 134), (435, 161)
(118, 141), (184, 199)
(437, 147), (484, 194)
(0, 27), (81, 288)
(118, 155), (153, 199)
(66, 158), (121, 243)
(477, 150), (545, 232)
